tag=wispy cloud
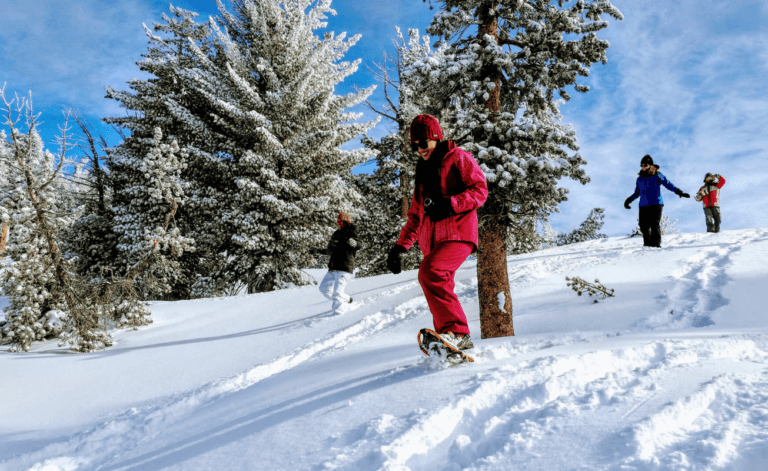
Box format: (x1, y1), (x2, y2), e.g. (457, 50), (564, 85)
(557, 0), (768, 235)
(2, 0), (765, 235)
(0, 0), (160, 115)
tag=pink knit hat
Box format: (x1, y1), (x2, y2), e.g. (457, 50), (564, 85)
(409, 114), (443, 142)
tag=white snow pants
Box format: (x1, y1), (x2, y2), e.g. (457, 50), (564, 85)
(319, 270), (353, 310)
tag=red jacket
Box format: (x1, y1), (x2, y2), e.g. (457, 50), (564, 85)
(397, 141), (488, 257)
(695, 176), (726, 208)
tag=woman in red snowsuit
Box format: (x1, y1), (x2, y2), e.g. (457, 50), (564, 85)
(387, 115), (488, 349)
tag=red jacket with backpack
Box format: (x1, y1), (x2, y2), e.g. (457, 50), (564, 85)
(695, 176), (726, 208)
(396, 141), (488, 257)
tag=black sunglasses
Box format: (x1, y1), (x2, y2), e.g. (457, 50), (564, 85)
(410, 139), (429, 152)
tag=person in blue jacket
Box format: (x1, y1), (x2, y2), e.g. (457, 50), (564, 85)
(624, 155), (690, 247)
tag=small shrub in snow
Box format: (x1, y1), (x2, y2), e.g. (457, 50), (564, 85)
(628, 214), (679, 237)
(565, 276), (615, 303)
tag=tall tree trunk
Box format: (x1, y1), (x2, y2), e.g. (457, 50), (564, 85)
(477, 2), (514, 339)
(400, 126), (411, 218)
(20, 166), (106, 351)
(0, 224), (7, 253)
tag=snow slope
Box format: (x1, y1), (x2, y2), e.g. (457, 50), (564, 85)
(2, 229), (768, 470)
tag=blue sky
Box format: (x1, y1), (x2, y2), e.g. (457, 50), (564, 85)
(1, 0), (766, 237)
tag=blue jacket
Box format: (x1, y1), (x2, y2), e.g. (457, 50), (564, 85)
(628, 171), (680, 207)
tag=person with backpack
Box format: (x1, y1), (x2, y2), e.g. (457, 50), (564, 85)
(386, 114), (488, 354)
(624, 155), (690, 247)
(319, 212), (358, 312)
(695, 173), (726, 233)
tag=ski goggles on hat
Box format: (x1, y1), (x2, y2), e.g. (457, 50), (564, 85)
(410, 139), (429, 152)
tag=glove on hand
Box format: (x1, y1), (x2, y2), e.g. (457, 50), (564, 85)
(387, 245), (407, 274)
(675, 189), (690, 198)
(424, 197), (454, 222)
(624, 197), (632, 210)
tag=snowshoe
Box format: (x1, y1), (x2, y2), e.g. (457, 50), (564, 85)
(417, 328), (474, 364)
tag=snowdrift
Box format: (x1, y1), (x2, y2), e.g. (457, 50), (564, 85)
(2, 229), (768, 470)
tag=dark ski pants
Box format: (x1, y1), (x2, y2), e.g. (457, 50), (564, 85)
(418, 241), (473, 336)
(704, 207), (721, 233)
(638, 204), (663, 247)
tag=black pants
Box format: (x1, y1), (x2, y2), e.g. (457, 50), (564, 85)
(704, 207), (721, 233)
(639, 204), (663, 247)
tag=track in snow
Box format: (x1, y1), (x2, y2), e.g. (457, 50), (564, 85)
(7, 230), (768, 471)
(319, 336), (768, 470)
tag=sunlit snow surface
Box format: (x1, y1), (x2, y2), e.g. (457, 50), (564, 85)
(3, 229), (768, 470)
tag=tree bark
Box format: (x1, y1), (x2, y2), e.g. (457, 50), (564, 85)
(400, 126), (411, 218)
(477, 2), (514, 339)
(0, 224), (7, 253)
(477, 206), (514, 338)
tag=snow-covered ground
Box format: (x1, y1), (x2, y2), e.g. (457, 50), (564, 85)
(2, 229), (768, 471)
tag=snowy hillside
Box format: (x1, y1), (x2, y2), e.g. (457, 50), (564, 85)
(2, 229), (768, 470)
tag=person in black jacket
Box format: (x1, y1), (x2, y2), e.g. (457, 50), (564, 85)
(319, 212), (358, 312)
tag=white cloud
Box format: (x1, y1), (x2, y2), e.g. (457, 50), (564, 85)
(2, 0), (764, 236)
(0, 0), (160, 115)
(556, 0), (768, 236)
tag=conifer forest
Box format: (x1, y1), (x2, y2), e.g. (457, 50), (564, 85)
(0, 0), (620, 352)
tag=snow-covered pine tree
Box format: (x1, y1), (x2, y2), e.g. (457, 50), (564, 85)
(105, 6), (217, 300)
(175, 0), (378, 292)
(557, 207), (607, 245)
(63, 113), (118, 284)
(507, 216), (543, 254)
(0, 124), (65, 351)
(354, 135), (423, 276)
(109, 127), (194, 299)
(353, 28), (441, 276)
(106, 1), (378, 294)
(61, 115), (156, 330)
(0, 89), (110, 352)
(407, 0), (622, 337)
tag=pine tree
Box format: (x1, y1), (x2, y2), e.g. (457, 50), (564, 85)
(105, 1), (378, 294)
(62, 113), (118, 284)
(109, 126), (194, 298)
(408, 0), (622, 337)
(0, 89), (112, 352)
(0, 124), (66, 350)
(105, 6), (216, 299)
(507, 216), (543, 254)
(556, 207), (607, 245)
(353, 28), (440, 275)
(182, 0), (379, 292)
(354, 135), (422, 276)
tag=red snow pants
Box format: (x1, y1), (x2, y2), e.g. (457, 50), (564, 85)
(418, 241), (473, 335)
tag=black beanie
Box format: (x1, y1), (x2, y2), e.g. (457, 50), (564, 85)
(640, 154), (654, 166)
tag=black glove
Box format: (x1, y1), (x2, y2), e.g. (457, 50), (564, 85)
(675, 189), (690, 198)
(387, 245), (407, 274)
(624, 197), (632, 210)
(424, 197), (454, 222)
